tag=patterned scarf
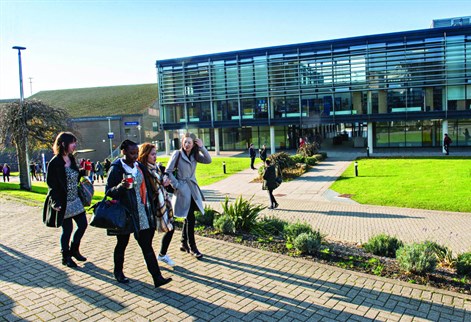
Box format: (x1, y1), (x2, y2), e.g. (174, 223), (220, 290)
(146, 163), (173, 220)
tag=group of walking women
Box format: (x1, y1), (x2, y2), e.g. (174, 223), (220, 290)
(44, 131), (211, 288)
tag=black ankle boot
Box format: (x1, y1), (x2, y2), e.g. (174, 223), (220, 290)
(70, 244), (87, 262)
(114, 271), (129, 283)
(114, 254), (128, 283)
(190, 247), (203, 259)
(153, 275), (172, 288)
(61, 250), (77, 268)
(180, 243), (190, 253)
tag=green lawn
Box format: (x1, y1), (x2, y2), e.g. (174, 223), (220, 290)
(331, 158), (471, 212)
(0, 156), (254, 204)
(158, 156), (254, 186)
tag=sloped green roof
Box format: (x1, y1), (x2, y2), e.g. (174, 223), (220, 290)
(31, 83), (158, 118)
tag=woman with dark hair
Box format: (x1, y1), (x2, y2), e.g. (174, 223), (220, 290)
(262, 159), (279, 209)
(138, 143), (175, 267)
(44, 132), (88, 268)
(166, 133), (212, 258)
(105, 139), (171, 287)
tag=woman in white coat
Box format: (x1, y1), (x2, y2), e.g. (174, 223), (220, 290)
(166, 133), (212, 258)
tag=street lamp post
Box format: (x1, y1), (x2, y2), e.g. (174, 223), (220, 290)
(12, 46), (26, 103)
(137, 125), (142, 144)
(107, 117), (113, 158)
(12, 46), (31, 190)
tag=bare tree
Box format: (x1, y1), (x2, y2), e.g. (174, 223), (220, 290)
(0, 99), (71, 190)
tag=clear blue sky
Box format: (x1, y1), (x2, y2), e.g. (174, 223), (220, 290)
(1, 0), (470, 99)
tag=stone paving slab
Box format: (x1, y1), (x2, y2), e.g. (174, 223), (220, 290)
(1, 198), (471, 321)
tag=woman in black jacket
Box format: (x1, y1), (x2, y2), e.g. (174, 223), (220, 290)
(262, 159), (279, 209)
(44, 132), (88, 268)
(105, 140), (171, 288)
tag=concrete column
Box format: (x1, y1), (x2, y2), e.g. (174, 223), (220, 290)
(367, 122), (374, 155)
(214, 128), (220, 155)
(367, 91), (372, 114)
(442, 120), (448, 154)
(164, 130), (171, 155)
(270, 126), (276, 155)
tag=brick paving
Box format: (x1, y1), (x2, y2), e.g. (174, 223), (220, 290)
(1, 149), (471, 321)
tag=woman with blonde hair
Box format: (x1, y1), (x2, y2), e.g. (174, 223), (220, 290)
(166, 133), (212, 258)
(138, 142), (176, 267)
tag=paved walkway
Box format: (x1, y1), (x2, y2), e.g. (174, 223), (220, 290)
(203, 150), (471, 254)
(1, 148), (471, 321)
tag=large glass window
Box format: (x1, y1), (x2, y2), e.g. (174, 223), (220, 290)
(389, 121), (406, 147)
(214, 100), (238, 121)
(333, 91), (352, 114)
(375, 122), (389, 147)
(301, 95), (322, 118)
(163, 104), (185, 124)
(405, 121), (422, 147)
(188, 102), (210, 122)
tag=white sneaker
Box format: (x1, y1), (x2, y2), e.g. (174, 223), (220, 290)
(158, 254), (175, 267)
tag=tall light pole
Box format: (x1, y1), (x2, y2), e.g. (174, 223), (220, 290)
(137, 124), (142, 144)
(107, 117), (113, 158)
(13, 46), (26, 103)
(12, 46), (31, 190)
(29, 77), (33, 96)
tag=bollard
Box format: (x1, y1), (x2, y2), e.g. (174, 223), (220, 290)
(366, 146), (370, 157)
(223, 161), (226, 174)
(354, 161), (358, 177)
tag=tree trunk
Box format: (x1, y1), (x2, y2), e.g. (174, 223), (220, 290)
(16, 137), (31, 191)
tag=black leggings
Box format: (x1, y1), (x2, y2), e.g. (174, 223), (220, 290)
(114, 228), (155, 259)
(159, 229), (174, 256)
(61, 212), (88, 251)
(181, 198), (197, 249)
(268, 189), (277, 206)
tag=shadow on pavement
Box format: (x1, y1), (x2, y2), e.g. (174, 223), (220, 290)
(0, 244), (126, 318)
(201, 254), (468, 320)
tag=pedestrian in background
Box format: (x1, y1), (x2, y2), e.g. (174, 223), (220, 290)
(138, 142), (175, 267)
(166, 133), (212, 258)
(44, 132), (88, 268)
(104, 158), (111, 175)
(95, 161), (104, 183)
(259, 144), (267, 163)
(249, 143), (256, 170)
(105, 139), (172, 287)
(2, 163), (11, 182)
(444, 133), (452, 155)
(262, 159), (279, 210)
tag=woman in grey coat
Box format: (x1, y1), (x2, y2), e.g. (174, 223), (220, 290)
(166, 133), (212, 258)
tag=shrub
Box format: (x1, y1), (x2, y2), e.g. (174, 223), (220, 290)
(456, 252), (471, 276)
(269, 152), (295, 171)
(221, 195), (266, 233)
(195, 205), (219, 227)
(313, 153), (327, 161)
(256, 216), (287, 237)
(297, 142), (318, 157)
(423, 241), (455, 267)
(396, 242), (437, 275)
(293, 231), (324, 254)
(214, 215), (235, 234)
(363, 234), (404, 258)
(284, 222), (314, 243)
(290, 154), (305, 164)
(305, 156), (317, 166)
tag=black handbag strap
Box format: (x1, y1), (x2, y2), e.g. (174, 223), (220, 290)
(175, 150), (181, 169)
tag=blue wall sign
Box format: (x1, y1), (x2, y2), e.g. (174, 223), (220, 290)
(124, 121), (139, 126)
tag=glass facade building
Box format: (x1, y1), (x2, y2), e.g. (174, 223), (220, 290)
(156, 25), (471, 151)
